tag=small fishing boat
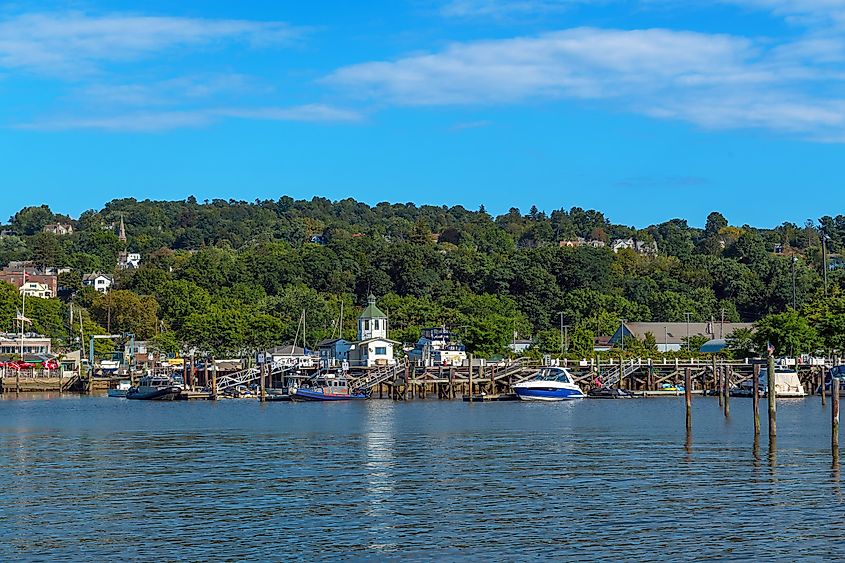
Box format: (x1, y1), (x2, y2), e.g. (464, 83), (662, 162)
(737, 367), (806, 398)
(289, 373), (368, 402)
(107, 380), (132, 398)
(513, 367), (585, 401)
(126, 375), (182, 401)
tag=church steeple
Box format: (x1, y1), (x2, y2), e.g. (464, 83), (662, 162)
(118, 215), (127, 243)
(358, 294), (387, 340)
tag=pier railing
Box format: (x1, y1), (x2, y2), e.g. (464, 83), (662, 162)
(215, 361), (293, 393)
(348, 361), (407, 391)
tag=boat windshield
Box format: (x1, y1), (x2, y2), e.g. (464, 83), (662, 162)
(535, 368), (573, 383)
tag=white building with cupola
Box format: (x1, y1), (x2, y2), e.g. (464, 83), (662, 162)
(344, 294), (398, 368)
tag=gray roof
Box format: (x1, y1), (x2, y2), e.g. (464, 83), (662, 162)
(611, 322), (753, 345)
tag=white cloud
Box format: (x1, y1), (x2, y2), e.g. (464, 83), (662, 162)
(440, 0), (592, 17)
(16, 104), (363, 132)
(0, 12), (298, 77)
(326, 27), (845, 138)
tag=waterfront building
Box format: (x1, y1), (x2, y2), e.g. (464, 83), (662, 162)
(317, 338), (352, 368)
(0, 332), (52, 355)
(408, 327), (467, 366)
(346, 294), (398, 367)
(268, 345), (319, 369)
(609, 321), (754, 353)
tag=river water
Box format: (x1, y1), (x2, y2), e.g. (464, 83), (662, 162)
(0, 394), (843, 561)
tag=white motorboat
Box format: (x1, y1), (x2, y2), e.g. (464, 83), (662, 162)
(738, 367), (806, 398)
(513, 367), (586, 401)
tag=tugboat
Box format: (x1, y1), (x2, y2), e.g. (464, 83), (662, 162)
(126, 374), (183, 401)
(513, 367), (586, 401)
(289, 373), (369, 402)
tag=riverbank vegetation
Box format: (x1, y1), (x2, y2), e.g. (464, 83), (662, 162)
(1, 197), (844, 359)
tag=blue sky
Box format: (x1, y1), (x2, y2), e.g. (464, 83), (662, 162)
(1, 0), (844, 228)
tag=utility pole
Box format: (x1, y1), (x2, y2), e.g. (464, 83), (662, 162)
(684, 312), (693, 352)
(720, 308), (725, 339)
(558, 312), (565, 355)
(823, 228), (829, 297)
(564, 325), (571, 354)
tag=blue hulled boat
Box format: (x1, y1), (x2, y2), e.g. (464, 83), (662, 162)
(513, 367), (586, 401)
(289, 374), (369, 402)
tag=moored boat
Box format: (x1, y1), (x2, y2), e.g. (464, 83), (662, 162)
(736, 366), (806, 398)
(289, 373), (368, 402)
(107, 380), (132, 398)
(126, 375), (182, 401)
(513, 367), (585, 401)
(587, 387), (634, 399)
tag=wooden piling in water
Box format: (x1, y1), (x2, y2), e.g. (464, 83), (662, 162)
(714, 356), (721, 407)
(259, 361), (266, 402)
(752, 363), (760, 436)
(833, 374), (840, 460)
(468, 355), (474, 399)
(723, 366), (730, 417)
(823, 365), (828, 406)
(210, 357), (218, 400)
(767, 355), (777, 441)
(685, 367), (692, 431)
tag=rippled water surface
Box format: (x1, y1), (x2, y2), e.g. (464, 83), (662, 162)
(1, 394), (844, 561)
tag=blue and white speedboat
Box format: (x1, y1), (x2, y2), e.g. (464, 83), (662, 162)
(513, 367), (586, 401)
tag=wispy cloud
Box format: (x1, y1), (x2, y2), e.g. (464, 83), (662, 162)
(15, 104), (363, 132)
(440, 0), (592, 18)
(0, 12), (299, 77)
(326, 26), (845, 138)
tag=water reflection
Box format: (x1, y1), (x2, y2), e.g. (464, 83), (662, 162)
(3, 397), (845, 560)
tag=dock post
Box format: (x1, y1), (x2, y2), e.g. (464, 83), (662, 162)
(823, 365), (827, 406)
(210, 357), (217, 400)
(723, 366), (730, 417)
(684, 367), (692, 431)
(489, 363), (495, 395)
(204, 359), (209, 389)
(833, 373), (840, 462)
(259, 361), (266, 402)
(767, 355), (777, 441)
(468, 354), (474, 400)
(752, 363), (760, 436)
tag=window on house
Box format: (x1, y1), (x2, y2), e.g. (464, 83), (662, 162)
(364, 320), (370, 331)
(373, 320), (379, 330)
(375, 347), (387, 355)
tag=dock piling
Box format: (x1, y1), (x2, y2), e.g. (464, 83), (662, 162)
(767, 355), (777, 441)
(723, 366), (730, 417)
(684, 367), (692, 431)
(752, 363), (760, 436)
(834, 374), (840, 462)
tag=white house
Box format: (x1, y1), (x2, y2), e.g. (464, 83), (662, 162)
(118, 251), (141, 270)
(20, 281), (52, 298)
(82, 273), (114, 294)
(346, 294), (398, 368)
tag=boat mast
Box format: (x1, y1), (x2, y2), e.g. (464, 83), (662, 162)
(20, 271), (26, 361)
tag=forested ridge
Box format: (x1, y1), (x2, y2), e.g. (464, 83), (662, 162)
(2, 196), (845, 358)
